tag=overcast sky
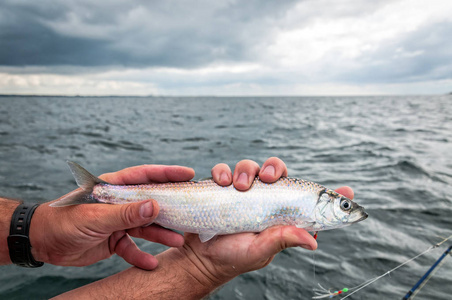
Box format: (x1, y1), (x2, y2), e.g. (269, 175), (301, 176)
(1, 0), (451, 96)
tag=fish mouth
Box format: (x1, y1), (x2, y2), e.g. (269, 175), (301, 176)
(348, 206), (368, 224)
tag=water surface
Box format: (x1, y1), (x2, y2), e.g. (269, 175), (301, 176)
(1, 95), (451, 299)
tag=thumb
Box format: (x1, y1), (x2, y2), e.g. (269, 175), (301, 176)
(95, 200), (159, 232)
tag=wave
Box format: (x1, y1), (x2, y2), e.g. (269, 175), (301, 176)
(160, 137), (208, 143)
(91, 140), (145, 151)
(0, 275), (98, 299)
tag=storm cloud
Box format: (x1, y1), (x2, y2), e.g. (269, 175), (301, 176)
(0, 0), (296, 68)
(0, 0), (451, 95)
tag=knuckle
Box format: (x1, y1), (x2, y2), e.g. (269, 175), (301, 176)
(119, 204), (137, 227)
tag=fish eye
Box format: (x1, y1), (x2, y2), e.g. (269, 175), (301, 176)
(340, 199), (352, 211)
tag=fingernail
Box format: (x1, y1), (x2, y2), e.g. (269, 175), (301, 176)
(140, 201), (154, 218)
(300, 244), (314, 250)
(220, 172), (230, 183)
(237, 172), (249, 186)
(262, 165), (275, 177)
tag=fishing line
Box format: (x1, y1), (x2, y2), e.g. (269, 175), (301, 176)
(313, 250), (317, 287)
(312, 234), (452, 299)
(311, 231), (319, 294)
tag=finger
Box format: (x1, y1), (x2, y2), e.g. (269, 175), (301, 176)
(252, 226), (317, 259)
(128, 224), (185, 247)
(111, 231), (159, 270)
(100, 165), (195, 185)
(211, 163), (232, 186)
(259, 157), (288, 183)
(335, 186), (354, 200)
(233, 159), (260, 191)
(91, 200), (159, 233)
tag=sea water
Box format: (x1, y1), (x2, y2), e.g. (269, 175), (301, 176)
(0, 95), (451, 299)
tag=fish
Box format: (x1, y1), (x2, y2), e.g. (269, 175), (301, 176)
(51, 161), (368, 242)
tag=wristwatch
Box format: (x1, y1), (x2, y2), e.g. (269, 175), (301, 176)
(7, 203), (44, 268)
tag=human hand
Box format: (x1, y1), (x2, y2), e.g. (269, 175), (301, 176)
(29, 164), (194, 270)
(178, 157), (354, 285)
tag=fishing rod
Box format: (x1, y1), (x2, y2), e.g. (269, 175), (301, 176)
(312, 234), (452, 299)
(402, 245), (452, 300)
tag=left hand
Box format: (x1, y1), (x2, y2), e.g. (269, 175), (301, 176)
(29, 164), (194, 270)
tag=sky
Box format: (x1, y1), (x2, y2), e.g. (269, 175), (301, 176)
(1, 0), (451, 96)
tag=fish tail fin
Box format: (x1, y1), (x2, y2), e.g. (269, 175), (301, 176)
(66, 161), (107, 191)
(50, 161), (107, 207)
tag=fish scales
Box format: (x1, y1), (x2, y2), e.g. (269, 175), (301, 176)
(51, 161), (368, 242)
(93, 178), (324, 235)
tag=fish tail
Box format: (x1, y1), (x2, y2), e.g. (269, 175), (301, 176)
(50, 161), (107, 207)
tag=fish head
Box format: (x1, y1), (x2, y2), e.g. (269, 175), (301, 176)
(310, 189), (368, 231)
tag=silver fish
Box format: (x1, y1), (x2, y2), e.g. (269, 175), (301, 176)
(51, 161), (368, 242)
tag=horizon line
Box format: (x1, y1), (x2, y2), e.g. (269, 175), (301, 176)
(1, 93), (450, 98)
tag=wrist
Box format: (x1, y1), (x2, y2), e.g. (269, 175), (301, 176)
(0, 198), (21, 264)
(162, 247), (225, 297)
(54, 247), (227, 300)
(175, 243), (235, 289)
(29, 204), (50, 263)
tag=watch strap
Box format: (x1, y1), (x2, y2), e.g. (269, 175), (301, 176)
(7, 203), (44, 268)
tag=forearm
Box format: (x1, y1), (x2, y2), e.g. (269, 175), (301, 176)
(52, 248), (224, 300)
(0, 197), (21, 265)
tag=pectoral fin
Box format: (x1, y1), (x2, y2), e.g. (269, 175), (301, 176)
(199, 231), (218, 243)
(295, 221), (315, 230)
